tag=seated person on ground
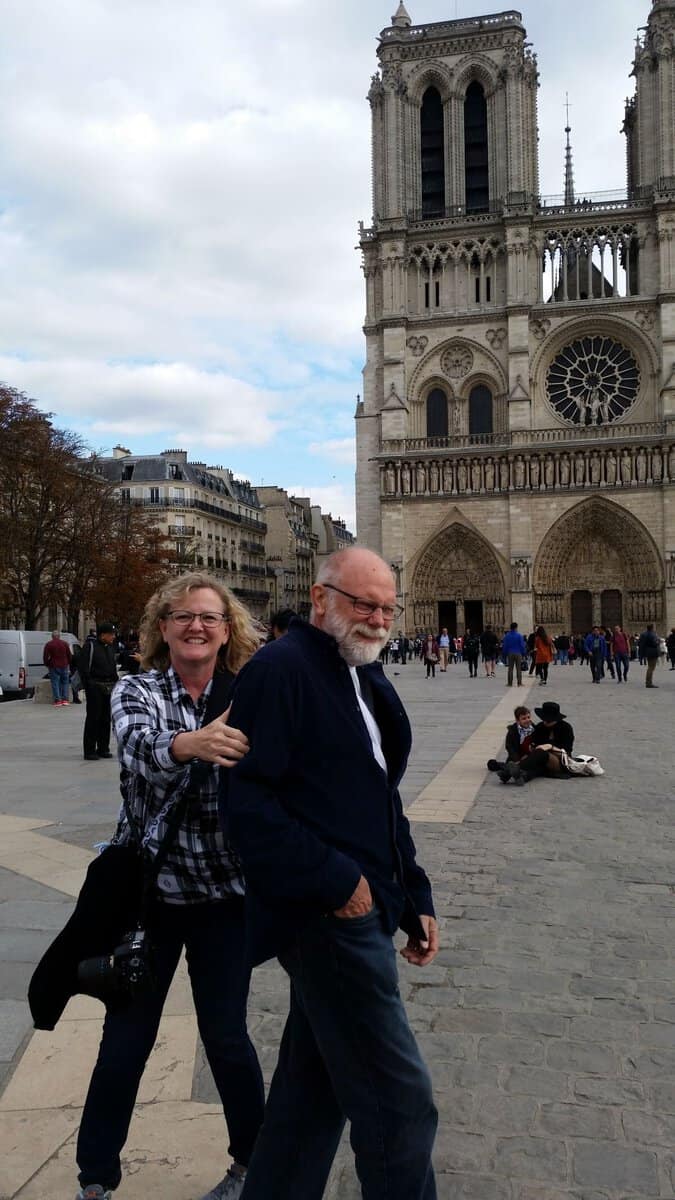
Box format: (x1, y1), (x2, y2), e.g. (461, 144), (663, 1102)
(487, 706), (534, 773)
(497, 701), (574, 785)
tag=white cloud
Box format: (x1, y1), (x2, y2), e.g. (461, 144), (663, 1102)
(286, 483), (356, 534)
(308, 438), (356, 467)
(0, 0), (649, 510)
(0, 357), (280, 449)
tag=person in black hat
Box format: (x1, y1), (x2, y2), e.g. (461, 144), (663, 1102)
(79, 622), (119, 761)
(498, 701), (574, 785)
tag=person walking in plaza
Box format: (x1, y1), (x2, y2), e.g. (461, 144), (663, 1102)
(534, 625), (554, 685)
(43, 630), (73, 706)
(227, 547), (438, 1200)
(480, 624), (500, 677)
(463, 629), (480, 677)
(612, 624), (631, 682)
(666, 627), (675, 671)
(423, 631), (440, 678)
(639, 622), (661, 688)
(399, 631), (410, 665)
(555, 633), (570, 666)
(75, 573), (264, 1200)
(584, 626), (607, 684)
(527, 630), (537, 675)
(79, 623), (119, 760)
(502, 621), (527, 686)
(499, 701), (574, 785)
(438, 627), (451, 671)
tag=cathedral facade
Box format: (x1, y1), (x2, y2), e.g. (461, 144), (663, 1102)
(355, 0), (675, 636)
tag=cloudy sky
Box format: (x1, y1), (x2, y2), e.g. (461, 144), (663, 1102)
(1, 0), (646, 529)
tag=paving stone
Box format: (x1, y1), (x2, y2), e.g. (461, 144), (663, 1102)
(572, 1143), (658, 1193)
(434, 1008), (504, 1035)
(475, 1092), (537, 1136)
(573, 1076), (646, 1106)
(477, 1035), (544, 1066)
(621, 1107), (675, 1145)
(432, 1130), (489, 1173)
(492, 1136), (568, 1183)
(504, 1012), (567, 1039)
(0, 999), (32, 1059)
(536, 1101), (617, 1139)
(502, 1066), (570, 1101)
(546, 1040), (617, 1075)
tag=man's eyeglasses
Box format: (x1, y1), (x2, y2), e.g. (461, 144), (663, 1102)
(322, 584), (403, 621)
(166, 610), (228, 629)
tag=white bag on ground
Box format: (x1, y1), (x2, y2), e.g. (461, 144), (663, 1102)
(560, 750), (605, 777)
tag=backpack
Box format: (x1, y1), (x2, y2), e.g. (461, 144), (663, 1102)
(465, 635), (480, 655)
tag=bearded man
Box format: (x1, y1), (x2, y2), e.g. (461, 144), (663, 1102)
(226, 547), (438, 1200)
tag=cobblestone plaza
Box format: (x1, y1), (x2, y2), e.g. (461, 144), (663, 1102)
(2, 659), (675, 1198)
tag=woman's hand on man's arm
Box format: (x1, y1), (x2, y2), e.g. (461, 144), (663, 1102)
(171, 704), (249, 767)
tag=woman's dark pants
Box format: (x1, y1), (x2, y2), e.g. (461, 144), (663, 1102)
(77, 898), (264, 1191)
(241, 910), (437, 1200)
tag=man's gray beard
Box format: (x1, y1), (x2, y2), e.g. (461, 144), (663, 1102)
(322, 607), (388, 666)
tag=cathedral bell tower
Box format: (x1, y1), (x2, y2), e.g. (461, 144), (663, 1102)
(356, 5), (675, 639)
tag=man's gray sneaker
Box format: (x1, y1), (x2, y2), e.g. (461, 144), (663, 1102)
(200, 1166), (246, 1200)
(76, 1187), (112, 1200)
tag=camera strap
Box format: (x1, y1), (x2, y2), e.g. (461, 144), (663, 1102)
(123, 666), (236, 926)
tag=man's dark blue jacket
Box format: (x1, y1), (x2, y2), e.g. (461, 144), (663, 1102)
(223, 619), (434, 966)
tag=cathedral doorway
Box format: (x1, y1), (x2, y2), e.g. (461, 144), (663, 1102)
(533, 498), (663, 633)
(437, 601), (457, 637)
(465, 600), (484, 633)
(571, 590), (592, 633)
(601, 590), (623, 629)
(410, 522), (505, 634)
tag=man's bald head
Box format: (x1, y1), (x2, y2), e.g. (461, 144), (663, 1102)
(315, 547), (395, 594)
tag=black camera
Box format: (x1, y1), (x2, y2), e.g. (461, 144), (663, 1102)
(77, 928), (155, 1007)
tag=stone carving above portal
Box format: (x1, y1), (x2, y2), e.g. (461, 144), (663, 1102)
(486, 327), (507, 349)
(512, 557), (531, 591)
(407, 335), (428, 357)
(441, 343), (474, 380)
(531, 317), (551, 342)
(380, 445), (672, 499)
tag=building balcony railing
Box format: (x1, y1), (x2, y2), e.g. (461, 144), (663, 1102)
(167, 524), (195, 537)
(359, 182), (671, 241)
(241, 564), (267, 578)
(379, 421), (671, 457)
(232, 586), (271, 603)
(240, 538), (265, 554)
(120, 496), (266, 532)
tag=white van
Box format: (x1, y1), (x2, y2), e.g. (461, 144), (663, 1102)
(0, 631), (81, 698)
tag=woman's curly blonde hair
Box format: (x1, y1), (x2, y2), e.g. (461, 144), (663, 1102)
(139, 571), (261, 674)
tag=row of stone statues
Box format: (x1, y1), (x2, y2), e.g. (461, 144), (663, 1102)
(381, 445), (674, 497)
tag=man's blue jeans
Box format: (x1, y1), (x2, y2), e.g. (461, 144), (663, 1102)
(614, 652), (629, 681)
(242, 908), (437, 1200)
(77, 898), (264, 1191)
(49, 666), (70, 701)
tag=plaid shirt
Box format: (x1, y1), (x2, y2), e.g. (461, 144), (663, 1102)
(110, 666), (244, 904)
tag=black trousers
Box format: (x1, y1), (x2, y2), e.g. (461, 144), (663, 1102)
(83, 684), (113, 756)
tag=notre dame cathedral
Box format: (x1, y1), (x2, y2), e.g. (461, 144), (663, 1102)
(355, 1), (675, 636)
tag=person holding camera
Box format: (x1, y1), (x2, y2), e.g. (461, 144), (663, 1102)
(75, 573), (265, 1200)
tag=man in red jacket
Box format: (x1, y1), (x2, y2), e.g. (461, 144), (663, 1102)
(43, 631), (72, 706)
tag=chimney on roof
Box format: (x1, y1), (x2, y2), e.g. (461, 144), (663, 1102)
(112, 445), (131, 459)
(160, 449), (188, 462)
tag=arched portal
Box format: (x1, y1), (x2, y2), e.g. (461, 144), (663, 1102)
(533, 497), (663, 632)
(409, 522), (506, 635)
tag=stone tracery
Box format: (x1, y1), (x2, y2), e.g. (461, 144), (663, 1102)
(410, 522), (506, 630)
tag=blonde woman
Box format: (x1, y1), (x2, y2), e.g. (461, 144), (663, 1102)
(75, 573), (264, 1200)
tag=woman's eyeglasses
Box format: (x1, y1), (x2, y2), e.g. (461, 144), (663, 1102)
(166, 611), (228, 629)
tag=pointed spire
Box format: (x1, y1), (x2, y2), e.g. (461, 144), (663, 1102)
(564, 93), (575, 208)
(391, 2), (412, 28)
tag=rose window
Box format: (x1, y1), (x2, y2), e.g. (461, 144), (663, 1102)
(545, 336), (640, 425)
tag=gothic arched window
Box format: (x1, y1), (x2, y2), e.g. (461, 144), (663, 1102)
(421, 88), (445, 218)
(469, 385), (493, 438)
(464, 81), (489, 213)
(426, 387), (449, 438)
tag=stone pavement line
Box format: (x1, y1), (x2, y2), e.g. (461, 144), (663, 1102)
(407, 678), (535, 824)
(0, 815), (222, 1200)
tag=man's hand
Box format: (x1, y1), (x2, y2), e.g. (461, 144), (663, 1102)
(333, 875), (373, 918)
(171, 704), (250, 767)
(400, 915), (439, 967)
